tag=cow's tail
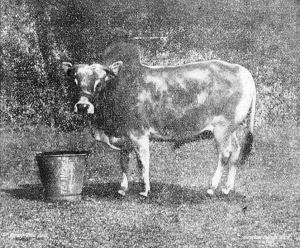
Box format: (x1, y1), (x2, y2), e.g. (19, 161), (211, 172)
(249, 90), (256, 134)
(240, 91), (256, 164)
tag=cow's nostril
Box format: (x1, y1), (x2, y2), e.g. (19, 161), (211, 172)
(76, 104), (89, 114)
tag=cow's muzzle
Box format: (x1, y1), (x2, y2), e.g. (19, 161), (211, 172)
(74, 96), (94, 114)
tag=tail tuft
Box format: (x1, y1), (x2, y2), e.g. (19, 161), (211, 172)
(240, 131), (253, 164)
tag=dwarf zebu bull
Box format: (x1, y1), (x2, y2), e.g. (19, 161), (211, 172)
(63, 42), (256, 197)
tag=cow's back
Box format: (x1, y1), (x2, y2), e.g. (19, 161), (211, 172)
(137, 60), (252, 139)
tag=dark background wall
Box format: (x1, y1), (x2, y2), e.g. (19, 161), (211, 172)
(1, 0), (298, 130)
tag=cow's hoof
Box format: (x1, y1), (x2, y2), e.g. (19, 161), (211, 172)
(139, 191), (149, 197)
(118, 189), (126, 196)
(221, 187), (231, 195)
(206, 189), (215, 195)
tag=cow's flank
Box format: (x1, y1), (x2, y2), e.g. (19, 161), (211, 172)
(63, 42), (256, 197)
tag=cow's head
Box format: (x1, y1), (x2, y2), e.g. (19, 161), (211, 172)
(62, 61), (123, 114)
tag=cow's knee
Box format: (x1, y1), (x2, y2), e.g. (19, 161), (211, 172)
(208, 130), (236, 195)
(220, 133), (240, 165)
(222, 133), (240, 194)
(230, 133), (241, 164)
(221, 150), (231, 165)
(207, 154), (224, 195)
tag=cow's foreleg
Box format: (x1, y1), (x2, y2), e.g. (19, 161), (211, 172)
(135, 155), (144, 183)
(118, 149), (130, 196)
(130, 133), (150, 197)
(222, 132), (240, 195)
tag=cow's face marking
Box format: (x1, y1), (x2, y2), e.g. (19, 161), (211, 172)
(76, 65), (98, 93)
(90, 64), (110, 92)
(72, 65), (97, 114)
(64, 61), (125, 115)
(63, 61), (123, 115)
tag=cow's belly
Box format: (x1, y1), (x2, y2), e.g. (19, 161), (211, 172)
(93, 128), (130, 150)
(148, 105), (213, 140)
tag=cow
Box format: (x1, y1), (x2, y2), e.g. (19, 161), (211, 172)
(62, 42), (256, 197)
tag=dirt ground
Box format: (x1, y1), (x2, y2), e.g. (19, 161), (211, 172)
(0, 126), (299, 247)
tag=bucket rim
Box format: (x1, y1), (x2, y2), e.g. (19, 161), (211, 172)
(36, 150), (90, 157)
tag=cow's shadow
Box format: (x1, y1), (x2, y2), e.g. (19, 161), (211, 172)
(83, 181), (246, 205)
(1, 184), (44, 201)
(2, 182), (245, 205)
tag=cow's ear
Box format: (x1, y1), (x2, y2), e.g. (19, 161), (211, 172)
(62, 62), (73, 75)
(109, 61), (123, 75)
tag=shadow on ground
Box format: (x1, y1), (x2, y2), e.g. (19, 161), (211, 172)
(1, 182), (246, 205)
(83, 181), (246, 205)
(1, 184), (44, 201)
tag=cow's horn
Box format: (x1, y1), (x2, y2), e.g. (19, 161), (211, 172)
(104, 68), (116, 77)
(62, 62), (72, 73)
(94, 79), (101, 92)
(109, 61), (123, 75)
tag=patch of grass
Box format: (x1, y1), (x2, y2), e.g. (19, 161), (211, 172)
(0, 125), (120, 188)
(0, 126), (299, 247)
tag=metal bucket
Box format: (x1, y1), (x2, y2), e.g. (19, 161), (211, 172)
(36, 151), (89, 201)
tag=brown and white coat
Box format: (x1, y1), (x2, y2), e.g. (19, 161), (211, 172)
(63, 42), (256, 197)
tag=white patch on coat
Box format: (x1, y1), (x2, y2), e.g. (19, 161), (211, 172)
(209, 62), (241, 83)
(91, 64), (107, 78)
(197, 91), (208, 104)
(93, 130), (121, 150)
(184, 69), (210, 81)
(211, 115), (228, 126)
(118, 173), (128, 196)
(77, 66), (93, 76)
(145, 75), (168, 92)
(138, 90), (152, 103)
(174, 76), (187, 89)
(149, 127), (158, 135)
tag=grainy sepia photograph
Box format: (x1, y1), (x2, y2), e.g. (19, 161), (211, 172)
(0, 0), (298, 247)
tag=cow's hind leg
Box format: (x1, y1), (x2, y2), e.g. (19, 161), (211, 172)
(207, 125), (232, 195)
(118, 149), (131, 196)
(221, 132), (240, 195)
(207, 153), (225, 195)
